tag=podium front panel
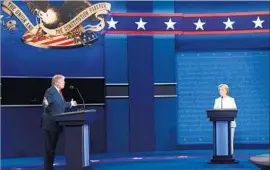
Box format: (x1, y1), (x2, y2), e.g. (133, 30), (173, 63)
(216, 121), (229, 155)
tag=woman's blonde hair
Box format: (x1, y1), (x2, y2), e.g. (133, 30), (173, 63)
(218, 84), (229, 95)
(51, 74), (65, 86)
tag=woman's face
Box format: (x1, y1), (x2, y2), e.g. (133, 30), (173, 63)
(219, 86), (227, 97)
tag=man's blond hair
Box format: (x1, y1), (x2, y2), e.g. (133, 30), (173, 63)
(51, 74), (65, 86)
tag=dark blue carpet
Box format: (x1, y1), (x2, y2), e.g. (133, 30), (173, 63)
(1, 150), (266, 170)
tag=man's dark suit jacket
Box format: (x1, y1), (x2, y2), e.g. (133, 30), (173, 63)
(41, 86), (71, 132)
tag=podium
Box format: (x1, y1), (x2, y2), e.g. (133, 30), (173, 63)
(206, 109), (238, 164)
(54, 109), (97, 170)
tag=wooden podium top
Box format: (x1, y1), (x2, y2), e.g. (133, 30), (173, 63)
(54, 109), (96, 117)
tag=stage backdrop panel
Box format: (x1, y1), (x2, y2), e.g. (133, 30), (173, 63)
(1, 1), (105, 77)
(175, 1), (270, 13)
(176, 51), (269, 145)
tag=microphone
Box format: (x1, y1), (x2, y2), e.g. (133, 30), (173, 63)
(221, 96), (223, 109)
(69, 85), (85, 110)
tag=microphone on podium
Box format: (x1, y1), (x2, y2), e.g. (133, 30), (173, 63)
(69, 85), (85, 110)
(221, 96), (223, 109)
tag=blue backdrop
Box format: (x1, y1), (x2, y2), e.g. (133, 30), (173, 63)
(1, 0), (269, 158)
(176, 51), (269, 145)
(1, 0), (105, 77)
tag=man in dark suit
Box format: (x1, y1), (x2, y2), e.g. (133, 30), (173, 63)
(42, 74), (77, 170)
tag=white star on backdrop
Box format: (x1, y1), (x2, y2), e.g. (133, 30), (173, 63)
(223, 17), (235, 29)
(164, 18), (176, 30)
(252, 16), (264, 28)
(194, 18), (205, 30)
(107, 17), (118, 29)
(135, 18), (147, 30)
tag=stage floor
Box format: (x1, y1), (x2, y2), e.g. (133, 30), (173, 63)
(1, 149), (267, 170)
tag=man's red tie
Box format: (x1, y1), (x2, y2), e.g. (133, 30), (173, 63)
(59, 90), (64, 101)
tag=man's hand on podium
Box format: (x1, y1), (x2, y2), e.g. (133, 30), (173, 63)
(71, 98), (78, 107)
(43, 97), (49, 108)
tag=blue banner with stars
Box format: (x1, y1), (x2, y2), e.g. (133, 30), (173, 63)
(104, 11), (270, 35)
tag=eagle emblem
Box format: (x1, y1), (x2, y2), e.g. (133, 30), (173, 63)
(1, 0), (111, 48)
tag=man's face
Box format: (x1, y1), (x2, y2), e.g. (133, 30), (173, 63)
(56, 78), (65, 90)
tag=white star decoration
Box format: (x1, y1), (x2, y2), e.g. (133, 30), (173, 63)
(105, 16), (267, 32)
(223, 17), (235, 30)
(135, 18), (147, 30)
(252, 16), (264, 28)
(194, 18), (205, 30)
(107, 17), (118, 29)
(164, 18), (176, 30)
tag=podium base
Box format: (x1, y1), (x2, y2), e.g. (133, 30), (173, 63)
(208, 155), (239, 164)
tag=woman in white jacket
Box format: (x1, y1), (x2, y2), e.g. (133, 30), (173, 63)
(214, 84), (237, 154)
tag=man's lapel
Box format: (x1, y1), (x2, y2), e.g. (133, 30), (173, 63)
(52, 86), (64, 104)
